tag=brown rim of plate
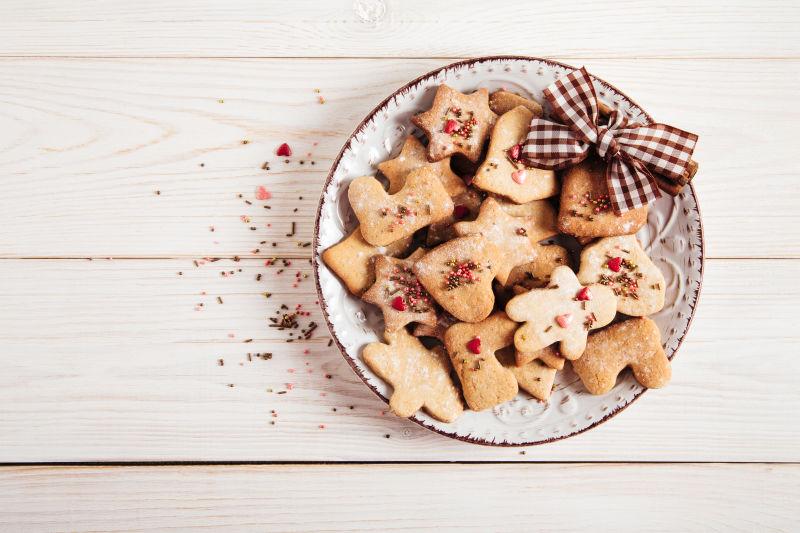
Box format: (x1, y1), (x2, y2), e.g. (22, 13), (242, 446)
(312, 56), (705, 447)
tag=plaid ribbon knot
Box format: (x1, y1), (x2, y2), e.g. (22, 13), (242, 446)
(521, 67), (698, 214)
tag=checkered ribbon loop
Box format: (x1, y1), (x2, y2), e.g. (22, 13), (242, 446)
(522, 67), (698, 213)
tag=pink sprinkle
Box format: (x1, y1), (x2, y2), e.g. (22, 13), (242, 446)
(318, 424), (326, 429)
(267, 223), (271, 228)
(320, 392), (327, 397)
(304, 349), (310, 354)
(228, 333), (235, 338)
(287, 368), (296, 373)
(286, 383), (294, 390)
(255, 185), (272, 200)
(200, 291), (206, 295)
(307, 369), (313, 374)
(511, 170), (527, 184)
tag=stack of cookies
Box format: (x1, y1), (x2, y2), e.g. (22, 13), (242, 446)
(322, 84), (672, 423)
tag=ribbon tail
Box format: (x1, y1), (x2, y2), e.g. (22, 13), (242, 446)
(606, 155), (661, 215)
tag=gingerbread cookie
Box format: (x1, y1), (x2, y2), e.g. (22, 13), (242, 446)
(504, 244), (571, 291)
(454, 197), (544, 285)
(473, 106), (559, 203)
(516, 344), (565, 369)
(413, 235), (499, 323)
(348, 166), (454, 246)
(500, 351), (557, 402)
(558, 155), (648, 238)
(489, 90), (543, 117)
(411, 85), (497, 163)
(505, 265), (617, 359)
(577, 235), (666, 316)
(377, 135), (466, 196)
(572, 317), (670, 395)
(444, 312), (519, 411)
(362, 328), (464, 422)
(362, 255), (437, 333)
(426, 188), (483, 246)
(321, 227), (412, 296)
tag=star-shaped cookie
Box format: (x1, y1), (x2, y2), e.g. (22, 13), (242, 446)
(473, 106), (559, 203)
(362, 328), (464, 422)
(362, 255), (437, 333)
(377, 135), (466, 196)
(453, 197), (544, 285)
(505, 265), (617, 359)
(577, 235), (666, 316)
(348, 166), (454, 246)
(444, 312), (519, 411)
(411, 85), (497, 163)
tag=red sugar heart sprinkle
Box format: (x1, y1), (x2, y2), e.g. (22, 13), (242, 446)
(466, 336), (481, 354)
(391, 296), (406, 311)
(556, 314), (573, 329)
(443, 119), (458, 134)
(255, 186), (272, 200)
(607, 257), (622, 272)
(276, 143), (292, 157)
(576, 287), (592, 301)
(508, 143), (521, 160)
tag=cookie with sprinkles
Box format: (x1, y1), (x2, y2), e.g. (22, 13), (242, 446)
(377, 135), (466, 196)
(444, 312), (519, 411)
(413, 234), (500, 323)
(505, 265), (617, 360)
(577, 235), (666, 316)
(321, 227), (413, 296)
(558, 155), (648, 238)
(473, 106), (559, 203)
(453, 197), (543, 285)
(426, 188), (483, 247)
(362, 328), (464, 422)
(348, 166), (454, 246)
(411, 85), (497, 163)
(362, 255), (437, 333)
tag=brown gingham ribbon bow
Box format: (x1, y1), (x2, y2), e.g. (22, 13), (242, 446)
(522, 67), (698, 214)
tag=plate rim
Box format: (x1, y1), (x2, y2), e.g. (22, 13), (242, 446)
(312, 55), (705, 446)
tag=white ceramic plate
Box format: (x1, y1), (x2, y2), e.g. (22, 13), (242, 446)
(313, 57), (703, 446)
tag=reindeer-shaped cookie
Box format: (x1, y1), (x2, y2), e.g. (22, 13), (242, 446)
(506, 265), (617, 359)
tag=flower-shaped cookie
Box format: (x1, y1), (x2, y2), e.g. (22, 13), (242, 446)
(362, 328), (463, 422)
(411, 85), (497, 163)
(362, 255), (437, 333)
(505, 265), (617, 359)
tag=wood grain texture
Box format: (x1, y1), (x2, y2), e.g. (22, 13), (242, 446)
(1, 0), (799, 58)
(0, 58), (798, 259)
(1, 464), (798, 532)
(1, 258), (798, 462)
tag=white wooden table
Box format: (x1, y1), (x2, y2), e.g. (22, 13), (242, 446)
(1, 1), (799, 531)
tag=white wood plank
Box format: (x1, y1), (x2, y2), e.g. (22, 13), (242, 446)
(1, 258), (797, 462)
(1, 0), (798, 58)
(0, 58), (797, 259)
(0, 464), (797, 532)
